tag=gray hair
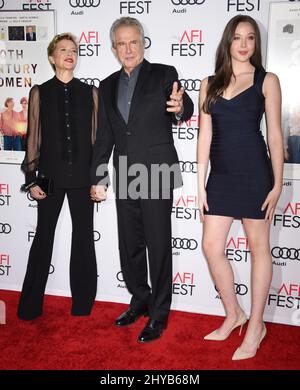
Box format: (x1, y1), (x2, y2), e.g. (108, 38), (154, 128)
(110, 17), (145, 48)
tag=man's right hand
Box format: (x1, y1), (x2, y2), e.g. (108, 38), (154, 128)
(30, 185), (46, 200)
(90, 185), (107, 202)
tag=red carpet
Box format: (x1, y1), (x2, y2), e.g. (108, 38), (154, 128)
(0, 290), (299, 370)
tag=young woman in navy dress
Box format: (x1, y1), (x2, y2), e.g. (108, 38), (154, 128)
(197, 15), (283, 360)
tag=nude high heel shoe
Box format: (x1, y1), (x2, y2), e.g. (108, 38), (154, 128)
(203, 311), (248, 341)
(232, 322), (267, 361)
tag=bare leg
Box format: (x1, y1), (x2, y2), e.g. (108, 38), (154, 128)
(233, 218), (271, 357)
(202, 215), (245, 337)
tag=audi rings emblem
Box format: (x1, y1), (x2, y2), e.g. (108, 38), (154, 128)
(0, 1), (4, 10)
(93, 230), (101, 242)
(0, 223), (11, 234)
(80, 77), (100, 87)
(69, 0), (101, 8)
(234, 283), (248, 296)
(180, 79), (201, 92)
(171, 0), (206, 5)
(180, 161), (197, 173)
(272, 246), (300, 261)
(215, 283), (248, 296)
(27, 192), (36, 202)
(117, 271), (124, 282)
(145, 36), (151, 49)
(172, 237), (198, 250)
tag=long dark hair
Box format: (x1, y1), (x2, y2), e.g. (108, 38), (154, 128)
(203, 15), (263, 113)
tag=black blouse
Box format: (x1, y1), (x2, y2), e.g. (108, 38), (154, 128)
(22, 77), (98, 188)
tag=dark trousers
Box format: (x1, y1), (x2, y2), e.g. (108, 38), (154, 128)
(115, 195), (173, 322)
(18, 187), (97, 320)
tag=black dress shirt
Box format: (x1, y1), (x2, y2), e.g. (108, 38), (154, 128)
(22, 76), (98, 188)
(117, 63), (142, 124)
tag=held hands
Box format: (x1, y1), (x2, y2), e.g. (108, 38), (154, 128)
(90, 185), (107, 202)
(166, 81), (184, 115)
(30, 185), (46, 200)
(198, 188), (209, 223)
(261, 186), (282, 221)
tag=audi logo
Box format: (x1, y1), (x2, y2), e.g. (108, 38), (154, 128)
(215, 283), (248, 296)
(234, 283), (248, 296)
(49, 264), (55, 274)
(180, 79), (201, 92)
(93, 230), (101, 242)
(180, 161), (197, 173)
(69, 0), (101, 7)
(145, 36), (151, 49)
(0, 0), (4, 10)
(80, 77), (100, 87)
(272, 247), (300, 261)
(0, 223), (11, 234)
(116, 271), (124, 282)
(171, 0), (205, 5)
(172, 237), (198, 250)
(27, 192), (36, 202)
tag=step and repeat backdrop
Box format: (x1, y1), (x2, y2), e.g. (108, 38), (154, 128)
(0, 0), (299, 326)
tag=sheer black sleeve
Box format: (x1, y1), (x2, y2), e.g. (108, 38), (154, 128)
(21, 85), (41, 186)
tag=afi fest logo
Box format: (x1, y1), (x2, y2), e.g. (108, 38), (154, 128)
(226, 236), (251, 263)
(0, 254), (11, 277)
(173, 114), (199, 141)
(0, 184), (11, 207)
(22, 0), (52, 11)
(172, 195), (199, 220)
(226, 0), (261, 12)
(273, 202), (300, 229)
(0, 300), (5, 325)
(173, 272), (196, 296)
(172, 30), (205, 56)
(120, 1), (152, 14)
(268, 284), (300, 319)
(78, 31), (101, 57)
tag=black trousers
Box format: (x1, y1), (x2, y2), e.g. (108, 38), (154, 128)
(115, 195), (173, 322)
(18, 187), (97, 320)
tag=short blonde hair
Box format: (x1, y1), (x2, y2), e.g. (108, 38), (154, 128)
(47, 33), (78, 71)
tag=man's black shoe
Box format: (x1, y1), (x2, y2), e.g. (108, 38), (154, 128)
(115, 307), (148, 327)
(137, 319), (166, 343)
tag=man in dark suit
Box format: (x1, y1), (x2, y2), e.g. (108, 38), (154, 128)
(26, 26), (36, 41)
(91, 17), (193, 343)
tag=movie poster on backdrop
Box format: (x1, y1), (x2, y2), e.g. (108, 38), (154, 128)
(0, 10), (55, 163)
(266, 2), (300, 180)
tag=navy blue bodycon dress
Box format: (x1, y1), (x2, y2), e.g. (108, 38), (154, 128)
(205, 68), (274, 219)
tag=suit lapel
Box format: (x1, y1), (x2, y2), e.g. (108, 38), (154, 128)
(127, 59), (151, 125)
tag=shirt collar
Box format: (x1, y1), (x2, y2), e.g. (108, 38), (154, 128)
(120, 61), (143, 80)
(53, 76), (76, 87)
